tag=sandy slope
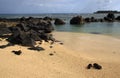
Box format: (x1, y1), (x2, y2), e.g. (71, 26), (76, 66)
(0, 32), (120, 78)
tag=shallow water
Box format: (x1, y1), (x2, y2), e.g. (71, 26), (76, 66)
(54, 22), (120, 38)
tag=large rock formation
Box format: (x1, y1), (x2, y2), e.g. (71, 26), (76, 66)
(54, 18), (65, 25)
(0, 18), (55, 47)
(70, 16), (84, 25)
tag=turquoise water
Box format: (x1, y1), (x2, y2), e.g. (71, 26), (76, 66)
(1, 13), (120, 38)
(54, 22), (120, 38)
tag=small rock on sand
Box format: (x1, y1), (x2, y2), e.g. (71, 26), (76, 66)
(93, 63), (102, 70)
(12, 50), (22, 55)
(87, 64), (92, 69)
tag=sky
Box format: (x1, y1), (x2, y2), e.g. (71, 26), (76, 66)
(0, 0), (120, 14)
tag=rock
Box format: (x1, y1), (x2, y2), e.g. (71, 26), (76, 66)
(20, 17), (26, 22)
(26, 17), (34, 22)
(107, 13), (115, 20)
(60, 42), (64, 45)
(43, 17), (52, 21)
(0, 23), (11, 36)
(28, 46), (45, 51)
(87, 64), (92, 69)
(28, 30), (42, 41)
(39, 33), (55, 42)
(84, 18), (91, 22)
(50, 45), (53, 48)
(116, 16), (120, 21)
(93, 63), (102, 70)
(12, 50), (22, 55)
(36, 20), (54, 33)
(54, 18), (65, 25)
(0, 43), (14, 49)
(16, 23), (29, 32)
(104, 13), (115, 22)
(0, 17), (55, 47)
(8, 28), (36, 46)
(49, 53), (54, 56)
(70, 16), (84, 25)
(99, 19), (104, 22)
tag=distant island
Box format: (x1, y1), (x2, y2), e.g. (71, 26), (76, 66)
(94, 10), (120, 14)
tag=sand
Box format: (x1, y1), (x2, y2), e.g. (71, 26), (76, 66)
(0, 32), (120, 78)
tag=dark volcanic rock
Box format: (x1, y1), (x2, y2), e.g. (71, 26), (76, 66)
(107, 13), (115, 20)
(70, 16), (84, 25)
(28, 46), (45, 51)
(12, 50), (22, 55)
(116, 16), (120, 21)
(49, 53), (54, 56)
(104, 13), (115, 22)
(84, 18), (91, 22)
(54, 18), (65, 25)
(0, 43), (14, 49)
(0, 17), (55, 47)
(16, 23), (29, 32)
(0, 23), (11, 36)
(40, 33), (55, 42)
(20, 17), (26, 22)
(93, 63), (102, 70)
(6, 19), (55, 47)
(87, 64), (92, 69)
(27, 20), (54, 33)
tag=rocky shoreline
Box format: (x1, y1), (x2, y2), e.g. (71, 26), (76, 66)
(0, 13), (120, 48)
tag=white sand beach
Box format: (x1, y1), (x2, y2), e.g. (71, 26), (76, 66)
(0, 32), (120, 78)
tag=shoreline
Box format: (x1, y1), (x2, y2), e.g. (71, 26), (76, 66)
(0, 31), (120, 78)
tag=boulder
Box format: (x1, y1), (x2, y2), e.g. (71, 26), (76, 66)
(84, 18), (91, 22)
(107, 13), (115, 20)
(54, 18), (65, 25)
(70, 16), (84, 25)
(104, 13), (115, 22)
(116, 16), (120, 21)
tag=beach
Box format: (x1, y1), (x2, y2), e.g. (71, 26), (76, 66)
(0, 31), (120, 78)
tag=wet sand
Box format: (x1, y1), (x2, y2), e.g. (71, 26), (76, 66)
(0, 32), (120, 78)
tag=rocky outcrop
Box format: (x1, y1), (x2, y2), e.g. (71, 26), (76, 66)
(70, 16), (84, 25)
(0, 18), (55, 47)
(104, 13), (115, 22)
(54, 18), (65, 25)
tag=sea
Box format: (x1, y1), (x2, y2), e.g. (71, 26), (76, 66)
(1, 13), (120, 38)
